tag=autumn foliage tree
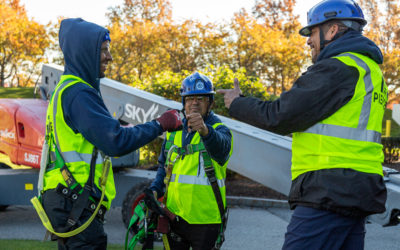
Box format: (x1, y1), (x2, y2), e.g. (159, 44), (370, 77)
(227, 0), (307, 96)
(359, 0), (400, 107)
(0, 0), (50, 87)
(104, 0), (308, 99)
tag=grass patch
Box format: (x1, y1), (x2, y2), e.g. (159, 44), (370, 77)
(0, 239), (163, 250)
(0, 87), (39, 99)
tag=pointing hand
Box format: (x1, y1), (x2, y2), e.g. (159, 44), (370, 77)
(216, 78), (242, 109)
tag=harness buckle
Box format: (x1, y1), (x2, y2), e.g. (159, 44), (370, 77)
(205, 167), (217, 182)
(67, 218), (76, 227)
(185, 144), (194, 154)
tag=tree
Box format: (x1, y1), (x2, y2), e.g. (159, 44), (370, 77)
(359, 0), (400, 107)
(106, 0), (231, 83)
(229, 1), (307, 96)
(0, 0), (50, 87)
(107, 0), (172, 25)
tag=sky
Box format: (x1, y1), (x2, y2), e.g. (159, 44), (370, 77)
(20, 0), (322, 27)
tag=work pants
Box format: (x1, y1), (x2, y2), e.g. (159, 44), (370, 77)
(282, 205), (366, 250)
(167, 216), (220, 250)
(41, 189), (107, 250)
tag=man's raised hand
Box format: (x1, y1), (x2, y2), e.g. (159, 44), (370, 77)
(216, 78), (242, 109)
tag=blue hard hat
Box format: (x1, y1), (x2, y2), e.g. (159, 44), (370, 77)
(180, 72), (215, 97)
(299, 0), (367, 37)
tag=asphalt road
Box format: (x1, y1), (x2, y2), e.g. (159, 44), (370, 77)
(0, 203), (399, 250)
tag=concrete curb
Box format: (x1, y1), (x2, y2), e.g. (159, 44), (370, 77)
(227, 196), (290, 209)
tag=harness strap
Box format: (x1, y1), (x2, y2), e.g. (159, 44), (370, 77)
(60, 148), (98, 231)
(163, 130), (227, 249)
(31, 155), (111, 238)
(201, 150), (227, 249)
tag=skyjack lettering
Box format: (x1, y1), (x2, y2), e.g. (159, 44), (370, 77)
(124, 103), (160, 123)
(0, 129), (15, 139)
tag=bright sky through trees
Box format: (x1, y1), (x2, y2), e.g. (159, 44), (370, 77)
(20, 0), (321, 26)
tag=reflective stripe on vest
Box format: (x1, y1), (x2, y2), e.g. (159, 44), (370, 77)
(291, 52), (386, 180)
(304, 53), (380, 143)
(169, 174), (226, 187)
(62, 151), (104, 165)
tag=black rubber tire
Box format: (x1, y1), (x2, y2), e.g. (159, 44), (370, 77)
(0, 205), (9, 211)
(121, 180), (152, 229)
(0, 163), (11, 169)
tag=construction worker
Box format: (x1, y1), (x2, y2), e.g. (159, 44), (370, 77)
(217, 0), (387, 249)
(39, 18), (182, 249)
(146, 72), (233, 250)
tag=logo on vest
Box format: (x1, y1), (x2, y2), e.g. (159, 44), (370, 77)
(0, 129), (15, 140)
(373, 84), (388, 109)
(124, 103), (160, 123)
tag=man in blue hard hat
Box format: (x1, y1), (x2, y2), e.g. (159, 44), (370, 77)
(217, 0), (387, 249)
(147, 72), (233, 250)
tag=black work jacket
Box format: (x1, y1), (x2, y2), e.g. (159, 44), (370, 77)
(229, 31), (387, 217)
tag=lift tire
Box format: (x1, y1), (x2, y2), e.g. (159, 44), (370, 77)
(121, 180), (152, 230)
(0, 205), (9, 211)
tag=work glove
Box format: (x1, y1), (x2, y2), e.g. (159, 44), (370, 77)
(143, 188), (166, 217)
(156, 109), (183, 132)
(143, 188), (176, 222)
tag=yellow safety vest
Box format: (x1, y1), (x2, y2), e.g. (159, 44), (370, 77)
(165, 123), (233, 224)
(292, 52), (387, 180)
(43, 75), (116, 209)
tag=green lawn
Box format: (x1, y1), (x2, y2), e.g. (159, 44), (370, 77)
(0, 239), (163, 250)
(0, 87), (39, 99)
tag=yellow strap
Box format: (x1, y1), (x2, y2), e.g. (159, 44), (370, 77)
(162, 234), (171, 250)
(31, 156), (111, 238)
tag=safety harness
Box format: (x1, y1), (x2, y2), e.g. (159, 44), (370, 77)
(31, 78), (111, 239)
(163, 132), (228, 250)
(124, 131), (228, 250)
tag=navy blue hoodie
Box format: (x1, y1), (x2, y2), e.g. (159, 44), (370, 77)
(59, 18), (163, 156)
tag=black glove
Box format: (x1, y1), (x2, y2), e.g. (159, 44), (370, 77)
(156, 109), (183, 132)
(143, 188), (166, 217)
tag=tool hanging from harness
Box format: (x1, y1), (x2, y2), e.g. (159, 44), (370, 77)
(124, 199), (157, 250)
(163, 132), (229, 250)
(125, 142), (182, 250)
(124, 188), (175, 250)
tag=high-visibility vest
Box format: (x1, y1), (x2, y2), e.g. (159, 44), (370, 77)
(165, 123), (233, 224)
(43, 75), (116, 209)
(292, 52), (387, 180)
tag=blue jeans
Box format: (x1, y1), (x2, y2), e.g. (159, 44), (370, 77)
(283, 206), (366, 250)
